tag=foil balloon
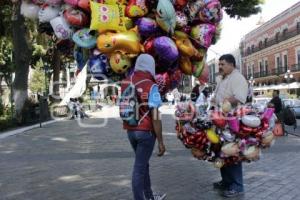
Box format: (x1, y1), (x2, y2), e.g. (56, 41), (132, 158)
(262, 108), (275, 122)
(212, 23), (222, 45)
(155, 72), (171, 95)
(136, 17), (159, 38)
(262, 131), (275, 146)
(110, 53), (132, 74)
(184, 0), (205, 22)
(199, 0), (223, 24)
(206, 129), (220, 144)
(191, 148), (206, 159)
(74, 46), (89, 71)
(97, 0), (127, 4)
(243, 146), (260, 160)
(227, 116), (240, 133)
(173, 0), (188, 10)
(221, 142), (240, 156)
(21, 1), (40, 19)
(64, 0), (79, 6)
(175, 11), (188, 29)
(241, 115), (261, 128)
(179, 56), (192, 75)
(191, 24), (216, 48)
(214, 158), (224, 168)
(63, 8), (89, 27)
(222, 130), (236, 142)
(198, 63), (209, 84)
(169, 68), (182, 90)
(174, 31), (202, 60)
(143, 37), (156, 55)
(156, 0), (176, 34)
(221, 100), (232, 113)
(56, 39), (74, 55)
(126, 0), (148, 18)
(210, 111), (226, 128)
(88, 54), (109, 80)
(154, 36), (179, 70)
(50, 16), (73, 39)
(78, 0), (91, 12)
(90, 1), (131, 32)
(72, 28), (97, 49)
(38, 4), (60, 23)
(96, 30), (143, 56)
(192, 59), (205, 78)
(45, 0), (62, 5)
(175, 102), (196, 122)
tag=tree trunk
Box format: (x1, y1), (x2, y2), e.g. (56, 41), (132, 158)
(52, 47), (61, 102)
(11, 2), (31, 123)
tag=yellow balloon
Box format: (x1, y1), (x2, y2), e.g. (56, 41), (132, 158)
(97, 0), (127, 4)
(206, 128), (220, 144)
(179, 56), (192, 75)
(90, 1), (131, 32)
(174, 31), (202, 60)
(110, 52), (132, 74)
(96, 30), (143, 55)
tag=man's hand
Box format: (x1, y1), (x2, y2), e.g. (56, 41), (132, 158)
(157, 142), (166, 157)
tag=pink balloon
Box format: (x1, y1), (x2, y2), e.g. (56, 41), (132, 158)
(227, 117), (240, 133)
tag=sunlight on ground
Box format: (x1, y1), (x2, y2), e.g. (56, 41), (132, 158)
(58, 175), (83, 182)
(110, 179), (131, 187)
(51, 137), (68, 142)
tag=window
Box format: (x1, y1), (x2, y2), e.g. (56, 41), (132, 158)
(297, 48), (300, 64)
(258, 41), (262, 49)
(251, 45), (255, 52)
(282, 28), (288, 38)
(297, 22), (300, 32)
(247, 65), (251, 78)
(264, 60), (268, 75)
(264, 38), (268, 47)
(247, 47), (251, 54)
(275, 54), (281, 73)
(275, 32), (280, 42)
(283, 54), (288, 71)
(259, 61), (263, 76)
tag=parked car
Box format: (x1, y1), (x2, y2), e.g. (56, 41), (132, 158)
(252, 97), (271, 112)
(282, 99), (300, 118)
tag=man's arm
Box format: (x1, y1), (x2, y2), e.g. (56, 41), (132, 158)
(151, 108), (165, 156)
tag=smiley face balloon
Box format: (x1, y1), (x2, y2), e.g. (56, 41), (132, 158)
(109, 52), (132, 74)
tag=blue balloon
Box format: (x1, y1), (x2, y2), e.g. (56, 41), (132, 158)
(88, 54), (110, 80)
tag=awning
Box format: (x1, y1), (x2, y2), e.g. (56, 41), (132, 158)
(253, 82), (300, 91)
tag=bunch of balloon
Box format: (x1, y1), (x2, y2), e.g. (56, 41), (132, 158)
(21, 0), (222, 90)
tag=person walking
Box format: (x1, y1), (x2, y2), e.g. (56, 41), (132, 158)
(120, 54), (166, 200)
(268, 90), (285, 134)
(212, 54), (248, 198)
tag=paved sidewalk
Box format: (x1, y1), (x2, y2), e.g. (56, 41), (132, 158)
(0, 108), (300, 200)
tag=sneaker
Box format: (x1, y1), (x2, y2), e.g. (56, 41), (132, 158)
(213, 181), (227, 190)
(149, 193), (167, 200)
(222, 189), (244, 198)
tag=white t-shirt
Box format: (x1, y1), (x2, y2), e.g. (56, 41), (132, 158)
(215, 69), (248, 105)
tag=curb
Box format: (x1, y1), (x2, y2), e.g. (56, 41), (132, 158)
(0, 119), (59, 140)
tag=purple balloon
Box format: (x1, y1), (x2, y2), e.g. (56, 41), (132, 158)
(136, 17), (159, 38)
(154, 36), (179, 71)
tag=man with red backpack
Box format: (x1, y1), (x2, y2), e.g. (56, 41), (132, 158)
(120, 54), (166, 200)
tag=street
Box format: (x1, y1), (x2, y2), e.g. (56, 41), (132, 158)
(0, 106), (300, 200)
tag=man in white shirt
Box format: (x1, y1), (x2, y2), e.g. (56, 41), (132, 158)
(212, 54), (248, 198)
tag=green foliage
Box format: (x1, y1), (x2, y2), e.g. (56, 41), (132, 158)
(221, 0), (264, 18)
(29, 59), (46, 93)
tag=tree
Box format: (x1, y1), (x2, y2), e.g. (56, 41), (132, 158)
(11, 1), (32, 123)
(221, 0), (264, 18)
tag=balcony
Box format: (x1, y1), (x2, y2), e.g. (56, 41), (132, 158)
(245, 65), (300, 79)
(242, 28), (300, 57)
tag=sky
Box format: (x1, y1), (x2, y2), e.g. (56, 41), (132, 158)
(207, 0), (300, 61)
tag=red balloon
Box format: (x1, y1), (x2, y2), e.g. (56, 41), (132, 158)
(143, 37), (155, 56)
(169, 68), (183, 89)
(155, 72), (171, 95)
(198, 64), (209, 84)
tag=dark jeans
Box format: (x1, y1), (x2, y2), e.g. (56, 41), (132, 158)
(128, 130), (156, 200)
(220, 162), (244, 192)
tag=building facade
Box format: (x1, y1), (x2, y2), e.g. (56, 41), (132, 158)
(240, 2), (300, 97)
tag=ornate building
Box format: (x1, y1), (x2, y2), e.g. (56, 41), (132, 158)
(240, 2), (300, 97)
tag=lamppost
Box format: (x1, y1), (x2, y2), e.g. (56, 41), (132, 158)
(248, 76), (255, 102)
(284, 69), (293, 95)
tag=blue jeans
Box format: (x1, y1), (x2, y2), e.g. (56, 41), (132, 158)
(220, 162), (244, 192)
(128, 131), (156, 200)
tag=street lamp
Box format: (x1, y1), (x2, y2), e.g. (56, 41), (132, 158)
(284, 69), (293, 94)
(248, 76), (255, 102)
